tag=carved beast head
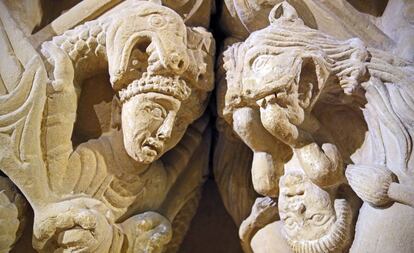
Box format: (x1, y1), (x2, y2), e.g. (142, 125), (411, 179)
(105, 1), (214, 163)
(221, 2), (368, 147)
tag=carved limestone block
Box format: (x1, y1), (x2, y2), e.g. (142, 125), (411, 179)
(0, 1), (214, 252)
(218, 2), (414, 252)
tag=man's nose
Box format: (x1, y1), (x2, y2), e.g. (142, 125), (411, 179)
(294, 203), (306, 214)
(156, 113), (176, 140)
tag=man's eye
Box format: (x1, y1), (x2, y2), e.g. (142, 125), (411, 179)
(310, 214), (327, 226)
(144, 106), (165, 118)
(284, 217), (297, 229)
(152, 107), (163, 118)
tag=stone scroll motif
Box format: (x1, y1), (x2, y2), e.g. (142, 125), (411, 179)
(218, 2), (414, 253)
(0, 1), (214, 252)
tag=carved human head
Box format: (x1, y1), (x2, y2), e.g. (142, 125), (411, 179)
(106, 2), (214, 163)
(119, 79), (185, 164)
(221, 2), (368, 147)
(278, 170), (351, 253)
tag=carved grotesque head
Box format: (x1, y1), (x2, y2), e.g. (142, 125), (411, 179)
(278, 170), (351, 253)
(221, 2), (368, 147)
(106, 2), (214, 163)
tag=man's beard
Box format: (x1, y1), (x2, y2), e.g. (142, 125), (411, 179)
(284, 199), (352, 253)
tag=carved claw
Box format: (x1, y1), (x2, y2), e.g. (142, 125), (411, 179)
(121, 211), (172, 253)
(41, 41), (74, 93)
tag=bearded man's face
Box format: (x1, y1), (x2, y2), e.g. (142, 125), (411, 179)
(278, 173), (351, 253)
(278, 173), (336, 240)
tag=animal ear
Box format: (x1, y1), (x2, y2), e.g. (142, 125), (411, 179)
(111, 96), (122, 130)
(297, 56), (331, 110)
(269, 1), (300, 24)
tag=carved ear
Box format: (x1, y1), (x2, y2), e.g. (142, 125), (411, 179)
(269, 1), (300, 24)
(111, 96), (122, 130)
(297, 56), (331, 110)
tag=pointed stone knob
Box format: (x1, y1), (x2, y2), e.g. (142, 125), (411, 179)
(269, 1), (300, 24)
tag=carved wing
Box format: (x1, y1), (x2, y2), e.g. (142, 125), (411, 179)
(0, 3), (55, 208)
(158, 114), (211, 253)
(351, 50), (414, 176)
(161, 116), (211, 253)
(159, 114), (211, 220)
(213, 119), (257, 227)
(214, 38), (257, 227)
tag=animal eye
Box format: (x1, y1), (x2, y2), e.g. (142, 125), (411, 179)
(149, 14), (167, 28)
(252, 55), (272, 74)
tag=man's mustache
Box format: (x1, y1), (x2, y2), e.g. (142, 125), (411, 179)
(142, 137), (164, 153)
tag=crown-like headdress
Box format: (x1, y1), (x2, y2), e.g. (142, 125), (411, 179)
(119, 72), (191, 102)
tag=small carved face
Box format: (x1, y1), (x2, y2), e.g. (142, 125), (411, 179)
(278, 173), (336, 241)
(121, 92), (182, 164)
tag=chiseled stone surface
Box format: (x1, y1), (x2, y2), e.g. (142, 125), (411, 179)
(218, 1), (414, 253)
(1, 0), (414, 252)
(0, 0), (214, 252)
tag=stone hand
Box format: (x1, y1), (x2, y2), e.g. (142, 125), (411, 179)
(121, 211), (172, 253)
(232, 107), (290, 158)
(295, 142), (344, 187)
(346, 165), (395, 206)
(33, 198), (114, 253)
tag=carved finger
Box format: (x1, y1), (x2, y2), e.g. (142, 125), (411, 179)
(251, 152), (282, 197)
(151, 222), (172, 239)
(321, 143), (344, 178)
(296, 142), (343, 187)
(73, 210), (97, 230)
(55, 212), (76, 230)
(57, 228), (97, 252)
(136, 217), (155, 231)
(34, 216), (59, 242)
(143, 226), (172, 253)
